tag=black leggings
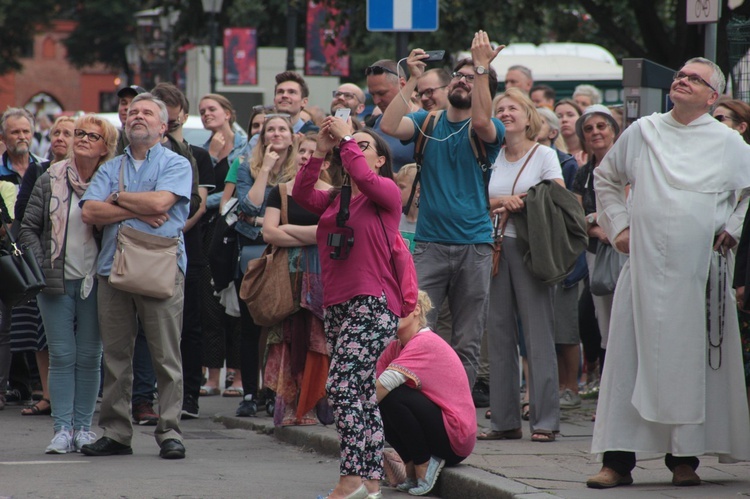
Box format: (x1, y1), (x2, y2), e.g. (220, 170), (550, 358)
(379, 385), (465, 466)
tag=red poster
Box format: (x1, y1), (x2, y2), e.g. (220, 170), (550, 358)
(305, 1), (350, 77)
(224, 28), (258, 85)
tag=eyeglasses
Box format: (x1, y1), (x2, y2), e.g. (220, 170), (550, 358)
(356, 141), (373, 152)
(673, 71), (716, 92)
(365, 65), (399, 77)
(264, 113), (291, 120)
(714, 114), (738, 123)
(332, 90), (362, 102)
(451, 72), (475, 82)
(252, 105), (276, 113)
(74, 129), (103, 142)
(582, 122), (612, 134)
(417, 85), (448, 99)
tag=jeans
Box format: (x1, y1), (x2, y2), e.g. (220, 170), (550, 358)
(37, 280), (101, 431)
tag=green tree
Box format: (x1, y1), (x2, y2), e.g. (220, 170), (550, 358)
(0, 0), (57, 74)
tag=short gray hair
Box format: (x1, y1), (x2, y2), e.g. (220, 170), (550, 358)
(684, 57), (725, 93)
(573, 84), (602, 105)
(536, 106), (560, 132)
(130, 93), (168, 125)
(1, 107), (35, 135)
(508, 64), (532, 80)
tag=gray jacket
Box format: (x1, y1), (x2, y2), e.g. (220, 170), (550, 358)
(18, 172), (68, 295)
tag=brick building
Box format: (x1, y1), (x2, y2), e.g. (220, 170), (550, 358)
(0, 20), (119, 117)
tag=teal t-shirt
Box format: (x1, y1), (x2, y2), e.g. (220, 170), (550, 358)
(405, 110), (504, 244)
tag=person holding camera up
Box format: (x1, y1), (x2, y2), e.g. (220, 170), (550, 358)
(293, 117), (403, 499)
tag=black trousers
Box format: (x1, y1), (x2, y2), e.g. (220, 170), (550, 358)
(181, 266), (203, 399)
(380, 385), (465, 466)
(604, 451), (700, 476)
(235, 277), (262, 399)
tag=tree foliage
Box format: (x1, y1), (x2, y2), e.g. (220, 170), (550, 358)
(0, 0), (57, 74)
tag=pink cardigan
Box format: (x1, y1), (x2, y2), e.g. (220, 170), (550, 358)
(292, 140), (404, 317)
(377, 329), (477, 457)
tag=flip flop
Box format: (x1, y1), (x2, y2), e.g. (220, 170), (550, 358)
(199, 386), (220, 396)
(477, 428), (522, 440)
(531, 431), (556, 442)
(222, 387), (244, 397)
(21, 398), (51, 416)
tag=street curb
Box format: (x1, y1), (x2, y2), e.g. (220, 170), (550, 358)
(214, 413), (561, 498)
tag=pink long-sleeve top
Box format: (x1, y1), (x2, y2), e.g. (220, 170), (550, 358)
(377, 329), (477, 457)
(292, 139), (404, 317)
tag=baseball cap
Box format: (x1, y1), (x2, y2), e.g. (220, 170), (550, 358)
(117, 85), (147, 99)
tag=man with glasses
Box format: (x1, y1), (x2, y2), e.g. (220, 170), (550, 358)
(587, 57), (750, 488)
(365, 59), (417, 172)
(330, 83), (366, 117)
(380, 31), (505, 388)
(417, 68), (451, 112)
(80, 93), (192, 460)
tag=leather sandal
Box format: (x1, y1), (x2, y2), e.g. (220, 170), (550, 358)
(477, 428), (522, 440)
(21, 398), (51, 416)
(586, 466), (634, 489)
(530, 431), (556, 442)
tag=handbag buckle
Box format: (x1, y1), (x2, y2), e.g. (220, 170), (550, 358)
(11, 242), (21, 257)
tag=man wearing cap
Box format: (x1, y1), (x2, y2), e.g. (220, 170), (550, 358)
(115, 85), (147, 155)
(587, 57), (750, 488)
(365, 59), (417, 172)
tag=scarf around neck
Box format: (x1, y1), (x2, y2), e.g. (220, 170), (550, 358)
(49, 158), (93, 266)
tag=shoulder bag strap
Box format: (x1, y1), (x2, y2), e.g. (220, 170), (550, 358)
(279, 182), (289, 226)
(405, 110), (442, 216)
(497, 143), (541, 238)
(469, 125), (492, 211)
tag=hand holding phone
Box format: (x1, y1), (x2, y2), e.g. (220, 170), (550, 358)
(334, 108), (351, 120)
(423, 50), (445, 62)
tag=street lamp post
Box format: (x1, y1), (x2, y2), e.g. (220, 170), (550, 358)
(159, 8), (180, 83)
(202, 0), (224, 94)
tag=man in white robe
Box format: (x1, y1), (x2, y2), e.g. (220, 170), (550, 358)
(587, 57), (750, 489)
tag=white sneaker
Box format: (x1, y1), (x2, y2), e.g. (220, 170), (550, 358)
(46, 428), (74, 454)
(559, 388), (582, 409)
(73, 429), (97, 452)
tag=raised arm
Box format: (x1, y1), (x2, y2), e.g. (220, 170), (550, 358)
(470, 31), (504, 144)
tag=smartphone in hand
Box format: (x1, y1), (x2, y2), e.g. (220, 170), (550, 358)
(424, 50), (445, 62)
(335, 108), (351, 120)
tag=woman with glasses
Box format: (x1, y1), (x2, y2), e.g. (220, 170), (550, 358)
(293, 118), (403, 499)
(479, 88), (564, 443)
(234, 115), (298, 416)
(19, 115), (117, 453)
(714, 98), (750, 411)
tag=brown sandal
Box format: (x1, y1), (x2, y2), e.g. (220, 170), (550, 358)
(530, 431), (555, 442)
(477, 428), (522, 440)
(21, 398), (51, 416)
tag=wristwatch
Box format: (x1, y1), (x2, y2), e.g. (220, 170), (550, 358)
(474, 65), (487, 75)
(112, 191), (120, 205)
(340, 135), (353, 144)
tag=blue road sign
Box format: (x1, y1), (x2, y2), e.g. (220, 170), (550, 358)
(367, 0), (439, 32)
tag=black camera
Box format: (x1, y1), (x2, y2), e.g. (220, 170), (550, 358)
(328, 229), (354, 260)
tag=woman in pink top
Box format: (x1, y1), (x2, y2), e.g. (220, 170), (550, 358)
(376, 291), (476, 496)
(293, 117), (402, 499)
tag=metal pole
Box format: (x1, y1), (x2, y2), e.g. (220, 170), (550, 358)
(210, 13), (217, 93)
(286, 1), (298, 71)
(704, 1), (722, 63)
(396, 32), (409, 64)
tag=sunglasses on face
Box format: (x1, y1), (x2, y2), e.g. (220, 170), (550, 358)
(365, 65), (399, 77)
(74, 129), (103, 142)
(252, 105), (276, 113)
(672, 71), (716, 92)
(714, 114), (737, 123)
(582, 122), (611, 134)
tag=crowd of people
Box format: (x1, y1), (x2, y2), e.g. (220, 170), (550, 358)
(1, 29), (750, 498)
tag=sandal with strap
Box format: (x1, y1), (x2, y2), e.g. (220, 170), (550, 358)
(21, 398), (51, 416)
(531, 431), (556, 442)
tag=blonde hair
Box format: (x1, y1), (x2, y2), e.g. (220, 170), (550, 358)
(396, 163), (417, 182)
(416, 290), (433, 328)
(74, 114), (118, 164)
(493, 87), (542, 141)
(249, 115), (298, 185)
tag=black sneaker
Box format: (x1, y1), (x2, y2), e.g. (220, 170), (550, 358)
(181, 394), (199, 420)
(472, 379), (490, 408)
(132, 400), (159, 426)
(5, 387), (32, 406)
(236, 398), (257, 417)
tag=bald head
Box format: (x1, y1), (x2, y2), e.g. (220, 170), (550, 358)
(331, 83), (366, 115)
